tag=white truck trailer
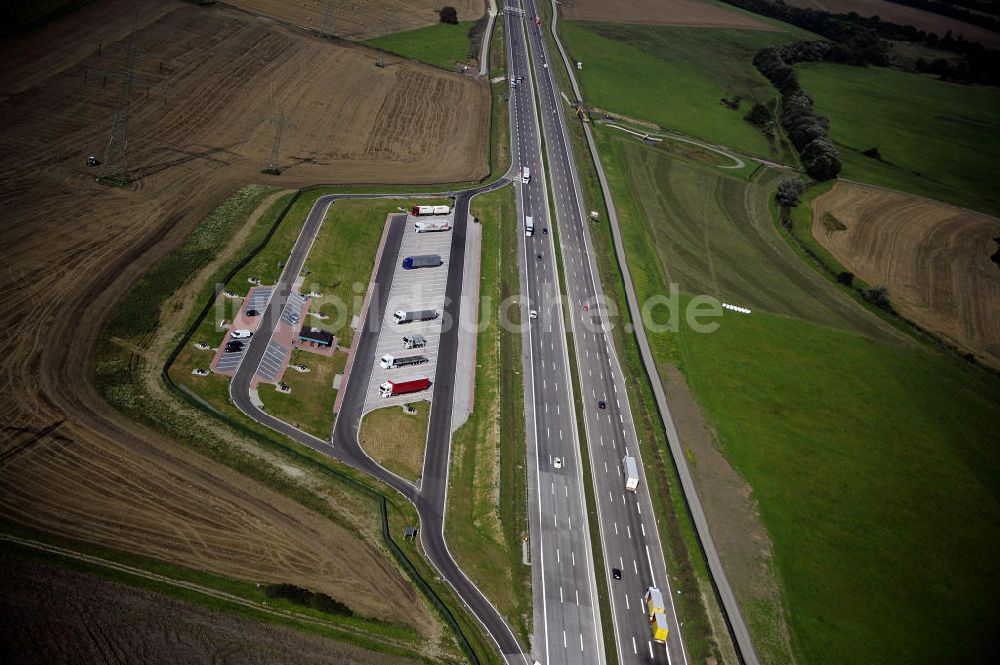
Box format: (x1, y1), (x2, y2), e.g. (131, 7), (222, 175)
(414, 220), (451, 233)
(623, 455), (639, 492)
(411, 205), (451, 216)
(394, 309), (438, 324)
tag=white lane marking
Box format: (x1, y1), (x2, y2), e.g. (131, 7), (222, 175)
(604, 460), (608, 473)
(614, 522), (618, 535)
(580, 634), (584, 652)
(633, 558), (638, 575)
(563, 631), (567, 649)
(646, 545), (656, 580)
(576, 589), (580, 605)
(628, 525), (632, 539)
(649, 641), (654, 658)
(572, 550), (576, 566)
(560, 586), (564, 603)
(641, 523), (646, 537)
(556, 548), (560, 564)
(632, 636), (638, 654)
(625, 594), (630, 610)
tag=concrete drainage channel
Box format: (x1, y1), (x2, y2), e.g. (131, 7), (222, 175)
(363, 210), (455, 410)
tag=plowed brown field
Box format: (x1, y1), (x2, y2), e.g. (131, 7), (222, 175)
(561, 0), (777, 30)
(0, 0), (488, 648)
(0, 554), (420, 664)
(226, 0), (484, 40)
(812, 181), (1000, 369)
(785, 0), (1000, 49)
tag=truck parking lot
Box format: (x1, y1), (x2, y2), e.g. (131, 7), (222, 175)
(364, 208), (454, 410)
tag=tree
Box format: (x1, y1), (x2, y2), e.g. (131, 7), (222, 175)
(801, 137), (842, 180)
(862, 285), (892, 310)
(439, 6), (459, 24)
(776, 178), (807, 207)
(837, 271), (855, 286)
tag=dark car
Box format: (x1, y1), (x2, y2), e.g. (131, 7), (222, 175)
(598, 400), (606, 410)
(612, 568), (622, 580)
(225, 341), (244, 352)
(542, 227), (548, 234)
(245, 309), (259, 317)
(536, 253), (543, 261)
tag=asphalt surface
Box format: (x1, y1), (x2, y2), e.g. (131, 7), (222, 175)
(505, 6), (606, 665)
(515, 1), (688, 663)
(228, 186), (530, 664)
(544, 1), (762, 662)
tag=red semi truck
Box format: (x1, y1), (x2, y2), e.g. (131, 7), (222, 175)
(379, 377), (431, 398)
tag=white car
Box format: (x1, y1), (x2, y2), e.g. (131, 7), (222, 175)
(529, 309), (538, 320)
(231, 329), (253, 339)
(553, 457), (563, 469)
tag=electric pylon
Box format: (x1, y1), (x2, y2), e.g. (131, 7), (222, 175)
(98, 14), (141, 186)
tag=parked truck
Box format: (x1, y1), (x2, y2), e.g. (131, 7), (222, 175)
(521, 166), (531, 184)
(378, 377), (431, 398)
(414, 220), (450, 233)
(402, 254), (442, 270)
(394, 309), (438, 324)
(525, 215), (534, 236)
(380, 354), (429, 369)
(411, 205), (451, 216)
(623, 455), (639, 492)
(402, 334), (427, 349)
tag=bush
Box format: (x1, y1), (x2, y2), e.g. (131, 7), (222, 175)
(439, 6), (458, 24)
(862, 285), (892, 311)
(263, 583), (353, 617)
(837, 271), (855, 286)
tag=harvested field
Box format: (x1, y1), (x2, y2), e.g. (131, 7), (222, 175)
(0, 553), (419, 665)
(0, 0), (487, 649)
(561, 0), (778, 30)
(225, 0), (484, 40)
(785, 0), (1000, 48)
(811, 181), (1000, 369)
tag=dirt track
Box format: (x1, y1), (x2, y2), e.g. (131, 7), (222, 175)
(0, 0), (490, 647)
(561, 0), (777, 30)
(225, 0), (484, 40)
(812, 181), (1000, 369)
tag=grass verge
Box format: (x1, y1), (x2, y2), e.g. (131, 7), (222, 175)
(447, 185), (531, 643)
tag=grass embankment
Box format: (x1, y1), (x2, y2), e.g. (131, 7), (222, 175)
(95, 186), (506, 664)
(559, 21), (810, 159)
(597, 133), (1000, 665)
(446, 185), (531, 643)
(364, 21), (475, 70)
(796, 62), (1000, 216)
(537, 4), (731, 660)
(358, 403), (431, 483)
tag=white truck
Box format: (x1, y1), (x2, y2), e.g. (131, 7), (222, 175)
(525, 215), (534, 237)
(380, 354), (429, 369)
(394, 309), (438, 324)
(414, 220), (451, 233)
(521, 166), (531, 184)
(623, 455), (639, 492)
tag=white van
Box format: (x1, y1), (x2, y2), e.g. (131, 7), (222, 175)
(522, 166), (531, 184)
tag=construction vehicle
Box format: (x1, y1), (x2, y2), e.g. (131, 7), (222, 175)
(411, 205), (451, 216)
(380, 354), (429, 369)
(414, 220), (450, 233)
(623, 455), (639, 491)
(402, 254), (442, 269)
(379, 377), (431, 398)
(394, 309), (438, 324)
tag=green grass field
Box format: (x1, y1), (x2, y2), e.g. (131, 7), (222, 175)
(797, 62), (1000, 216)
(258, 350), (347, 440)
(364, 21), (474, 70)
(446, 185), (531, 643)
(598, 134), (1000, 665)
(358, 403), (430, 483)
(561, 22), (811, 158)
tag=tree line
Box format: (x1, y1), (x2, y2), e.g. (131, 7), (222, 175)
(717, 0), (1000, 84)
(263, 583), (354, 617)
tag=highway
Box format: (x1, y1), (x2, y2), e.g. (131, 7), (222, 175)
(227, 185), (531, 664)
(512, 1), (689, 663)
(505, 4), (605, 665)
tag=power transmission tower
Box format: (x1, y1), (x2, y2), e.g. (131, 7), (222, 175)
(97, 14), (141, 186)
(320, 0), (335, 39)
(263, 107), (295, 175)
